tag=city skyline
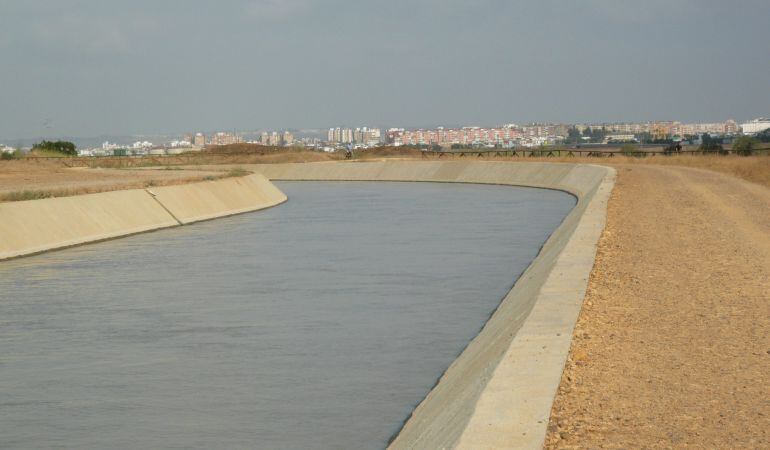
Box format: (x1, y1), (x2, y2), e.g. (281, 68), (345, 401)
(1, 1), (769, 139)
(7, 116), (767, 156)
(1, 116), (763, 146)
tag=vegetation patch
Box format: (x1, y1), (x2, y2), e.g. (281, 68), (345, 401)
(224, 167), (250, 178)
(30, 140), (77, 157)
(0, 190), (55, 202)
(732, 136), (758, 156)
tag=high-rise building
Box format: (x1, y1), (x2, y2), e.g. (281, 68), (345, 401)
(193, 133), (206, 147)
(341, 128), (353, 143)
(741, 118), (770, 135)
(209, 132), (243, 146)
(269, 131), (281, 146)
(282, 131), (294, 146)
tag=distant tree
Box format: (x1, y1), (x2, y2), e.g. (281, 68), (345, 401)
(732, 136), (757, 156)
(663, 142), (682, 155)
(565, 126), (582, 144)
(586, 127), (607, 143)
(699, 133), (725, 154)
(755, 129), (770, 143)
(32, 140), (77, 156)
(0, 148), (24, 160)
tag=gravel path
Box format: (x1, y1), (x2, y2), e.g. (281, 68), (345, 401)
(545, 165), (770, 448)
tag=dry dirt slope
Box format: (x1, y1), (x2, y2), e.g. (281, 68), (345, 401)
(545, 165), (770, 448)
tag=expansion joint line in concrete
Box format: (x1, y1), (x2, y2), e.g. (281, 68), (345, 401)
(145, 189), (183, 225)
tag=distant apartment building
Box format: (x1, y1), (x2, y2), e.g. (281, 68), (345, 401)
(209, 132), (243, 146)
(741, 118), (770, 135)
(169, 139), (191, 148)
(353, 127), (381, 146)
(672, 120), (739, 137)
(605, 134), (637, 143)
(520, 124), (566, 139)
(282, 131), (294, 146)
(388, 119), (743, 149)
(390, 125), (525, 147)
(580, 120), (738, 138)
(332, 128), (343, 143)
(327, 126), (379, 145)
(194, 133), (206, 147)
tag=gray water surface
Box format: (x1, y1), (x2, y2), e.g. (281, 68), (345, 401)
(0, 181), (574, 449)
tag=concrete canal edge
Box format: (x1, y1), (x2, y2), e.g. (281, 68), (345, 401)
(0, 173), (287, 261)
(252, 161), (615, 450)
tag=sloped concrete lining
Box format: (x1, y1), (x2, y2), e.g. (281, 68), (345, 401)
(0, 174), (287, 261)
(150, 172), (287, 224)
(0, 189), (179, 261)
(252, 161), (615, 450)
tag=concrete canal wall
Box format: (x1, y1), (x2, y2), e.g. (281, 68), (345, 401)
(0, 173), (286, 261)
(252, 161), (615, 450)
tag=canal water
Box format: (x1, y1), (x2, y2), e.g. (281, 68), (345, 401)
(0, 181), (574, 449)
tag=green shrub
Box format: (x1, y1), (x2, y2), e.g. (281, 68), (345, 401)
(1, 190), (54, 201)
(225, 167), (249, 178)
(663, 142), (682, 156)
(32, 140), (77, 156)
(1, 149), (23, 160)
(732, 136), (757, 156)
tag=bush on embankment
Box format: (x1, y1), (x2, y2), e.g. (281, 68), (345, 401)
(30, 140), (77, 156)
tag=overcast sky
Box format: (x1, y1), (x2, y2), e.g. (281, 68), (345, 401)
(1, 0), (769, 139)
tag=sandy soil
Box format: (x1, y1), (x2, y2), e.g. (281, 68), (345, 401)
(545, 165), (770, 448)
(0, 160), (220, 200)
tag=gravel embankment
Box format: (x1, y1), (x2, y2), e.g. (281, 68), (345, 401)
(545, 165), (770, 448)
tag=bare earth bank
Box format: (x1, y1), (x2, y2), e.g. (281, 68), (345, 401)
(545, 165), (770, 449)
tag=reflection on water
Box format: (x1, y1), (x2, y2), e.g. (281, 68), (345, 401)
(0, 181), (574, 449)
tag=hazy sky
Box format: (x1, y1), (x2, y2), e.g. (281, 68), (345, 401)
(1, 0), (769, 139)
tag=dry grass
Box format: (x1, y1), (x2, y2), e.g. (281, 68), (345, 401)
(0, 157), (259, 202)
(223, 167), (251, 178)
(0, 190), (56, 201)
(563, 154), (769, 188)
(408, 153), (770, 188)
(0, 160), (225, 203)
(355, 146), (425, 159)
(21, 143), (767, 189)
(624, 154), (770, 188)
(3, 149), (767, 202)
(0, 174), (229, 202)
